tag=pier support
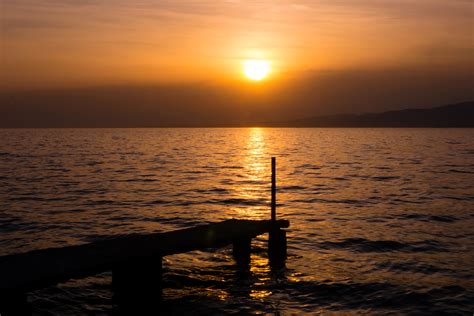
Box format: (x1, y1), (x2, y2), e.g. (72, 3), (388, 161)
(232, 237), (251, 268)
(268, 228), (287, 268)
(0, 291), (30, 316)
(112, 255), (162, 308)
(0, 219), (289, 312)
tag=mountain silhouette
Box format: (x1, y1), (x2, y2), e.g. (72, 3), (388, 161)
(265, 101), (474, 127)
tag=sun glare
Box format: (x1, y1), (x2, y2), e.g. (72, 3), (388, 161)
(243, 60), (270, 81)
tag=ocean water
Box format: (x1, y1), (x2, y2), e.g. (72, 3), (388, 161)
(0, 128), (473, 315)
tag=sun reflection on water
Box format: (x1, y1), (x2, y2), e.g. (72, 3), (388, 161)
(245, 128), (267, 174)
(233, 128), (270, 219)
(249, 289), (272, 300)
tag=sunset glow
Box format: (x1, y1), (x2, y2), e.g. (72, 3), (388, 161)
(0, 0), (472, 123)
(243, 60), (270, 81)
(0, 1), (473, 314)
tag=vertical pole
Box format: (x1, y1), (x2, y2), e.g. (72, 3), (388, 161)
(271, 157), (276, 221)
(268, 156), (286, 268)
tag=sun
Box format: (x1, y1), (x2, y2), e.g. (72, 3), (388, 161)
(243, 60), (270, 81)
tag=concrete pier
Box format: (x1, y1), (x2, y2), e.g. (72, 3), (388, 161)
(0, 219), (289, 314)
(0, 158), (288, 314)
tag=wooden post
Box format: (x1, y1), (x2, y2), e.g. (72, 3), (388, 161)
(233, 237), (251, 268)
(268, 156), (287, 268)
(112, 255), (163, 309)
(271, 157), (276, 221)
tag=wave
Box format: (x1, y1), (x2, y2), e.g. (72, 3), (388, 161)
(316, 238), (446, 253)
(397, 213), (460, 223)
(273, 280), (469, 314)
(376, 261), (456, 274)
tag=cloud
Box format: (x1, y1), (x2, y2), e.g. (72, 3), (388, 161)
(1, 0), (472, 93)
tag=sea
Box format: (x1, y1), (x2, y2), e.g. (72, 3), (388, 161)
(0, 128), (473, 315)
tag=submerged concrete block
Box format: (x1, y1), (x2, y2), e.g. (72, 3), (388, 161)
(268, 229), (287, 268)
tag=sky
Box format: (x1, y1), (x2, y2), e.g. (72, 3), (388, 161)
(0, 0), (473, 126)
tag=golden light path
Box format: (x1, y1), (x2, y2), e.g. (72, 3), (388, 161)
(243, 60), (271, 81)
(232, 128), (268, 219)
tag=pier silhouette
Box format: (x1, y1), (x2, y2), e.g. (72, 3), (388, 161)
(0, 158), (289, 314)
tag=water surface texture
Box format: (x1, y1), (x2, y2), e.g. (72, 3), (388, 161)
(1, 128), (473, 315)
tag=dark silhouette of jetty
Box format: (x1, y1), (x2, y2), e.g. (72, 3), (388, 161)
(0, 219), (289, 312)
(0, 158), (288, 315)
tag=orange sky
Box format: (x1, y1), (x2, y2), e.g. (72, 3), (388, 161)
(1, 0), (473, 90)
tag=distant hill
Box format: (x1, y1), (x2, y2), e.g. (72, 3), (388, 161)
(264, 101), (474, 127)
